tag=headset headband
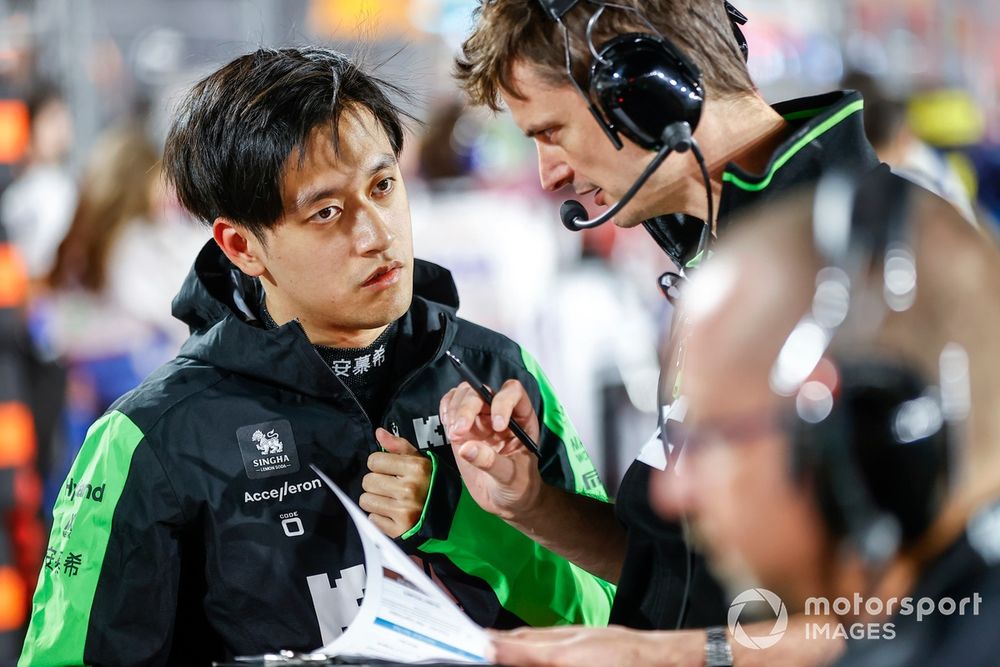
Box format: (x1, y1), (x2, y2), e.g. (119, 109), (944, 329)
(538, 0), (582, 21)
(537, 1), (749, 59)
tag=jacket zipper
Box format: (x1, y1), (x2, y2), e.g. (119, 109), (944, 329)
(289, 319), (375, 426)
(291, 315), (455, 448)
(377, 311), (455, 432)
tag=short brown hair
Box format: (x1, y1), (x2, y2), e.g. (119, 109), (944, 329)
(455, 0), (754, 111)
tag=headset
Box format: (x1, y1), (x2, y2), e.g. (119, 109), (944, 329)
(534, 2), (749, 629)
(771, 167), (953, 567)
(536, 0), (748, 239)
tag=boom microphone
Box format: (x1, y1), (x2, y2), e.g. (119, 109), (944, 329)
(560, 122), (693, 231)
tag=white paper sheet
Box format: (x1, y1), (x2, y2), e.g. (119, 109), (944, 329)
(309, 465), (491, 664)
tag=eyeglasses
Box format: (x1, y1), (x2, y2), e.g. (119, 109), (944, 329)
(659, 406), (785, 465)
(724, 1), (749, 62)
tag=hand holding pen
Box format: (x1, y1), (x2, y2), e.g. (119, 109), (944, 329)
(444, 351), (542, 458)
(441, 351), (546, 523)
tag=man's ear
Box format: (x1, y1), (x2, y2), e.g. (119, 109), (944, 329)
(213, 218), (267, 277)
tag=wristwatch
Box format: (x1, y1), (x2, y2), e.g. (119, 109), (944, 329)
(705, 626), (733, 667)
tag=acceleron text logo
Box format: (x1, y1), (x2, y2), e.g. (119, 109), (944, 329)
(728, 588), (789, 649)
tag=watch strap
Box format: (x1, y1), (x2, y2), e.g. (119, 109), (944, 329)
(705, 626), (734, 667)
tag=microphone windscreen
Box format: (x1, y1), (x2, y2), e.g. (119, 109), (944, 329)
(560, 200), (589, 231)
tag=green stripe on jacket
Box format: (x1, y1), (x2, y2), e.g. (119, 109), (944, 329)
(19, 411), (145, 667)
(520, 347), (609, 501)
(419, 347), (615, 626)
(418, 486), (616, 626)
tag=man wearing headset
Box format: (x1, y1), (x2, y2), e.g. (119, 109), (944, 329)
(651, 175), (1000, 667)
(444, 0), (881, 664)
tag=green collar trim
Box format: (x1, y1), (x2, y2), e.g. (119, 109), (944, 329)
(684, 249), (712, 269)
(722, 99), (865, 193)
(781, 107), (828, 121)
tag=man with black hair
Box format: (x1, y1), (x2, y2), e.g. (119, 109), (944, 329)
(19, 47), (614, 666)
(841, 70), (974, 220)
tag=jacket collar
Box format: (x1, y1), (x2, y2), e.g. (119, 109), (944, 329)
(643, 90), (880, 262)
(171, 241), (459, 401)
(717, 90), (878, 230)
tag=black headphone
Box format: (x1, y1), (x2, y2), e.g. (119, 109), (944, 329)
(535, 0), (747, 152)
(774, 168), (952, 566)
(538, 0), (747, 233)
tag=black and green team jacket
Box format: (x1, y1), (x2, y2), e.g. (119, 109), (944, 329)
(21, 242), (615, 666)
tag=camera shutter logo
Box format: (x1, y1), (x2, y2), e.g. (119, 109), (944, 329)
(728, 588), (789, 649)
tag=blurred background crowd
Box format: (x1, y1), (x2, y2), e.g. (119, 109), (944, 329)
(0, 0), (996, 660)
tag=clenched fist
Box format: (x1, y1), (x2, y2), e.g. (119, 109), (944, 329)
(360, 428), (432, 538)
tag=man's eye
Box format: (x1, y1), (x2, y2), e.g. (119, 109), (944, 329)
(314, 206), (339, 221)
(536, 128), (556, 142)
(374, 177), (395, 195)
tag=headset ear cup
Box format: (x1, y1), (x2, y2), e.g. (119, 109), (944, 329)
(796, 359), (951, 563)
(794, 385), (902, 566)
(789, 404), (852, 539)
(840, 361), (951, 542)
(590, 34), (704, 150)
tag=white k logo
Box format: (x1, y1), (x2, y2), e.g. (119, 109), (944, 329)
(307, 564), (366, 645)
(412, 415), (448, 449)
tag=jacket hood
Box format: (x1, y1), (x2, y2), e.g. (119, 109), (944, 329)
(170, 240), (459, 399)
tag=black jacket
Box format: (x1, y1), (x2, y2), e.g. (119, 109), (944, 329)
(20, 242), (615, 666)
(613, 90), (883, 629)
(834, 501), (1000, 667)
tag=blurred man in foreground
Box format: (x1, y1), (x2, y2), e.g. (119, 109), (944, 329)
(653, 172), (1000, 666)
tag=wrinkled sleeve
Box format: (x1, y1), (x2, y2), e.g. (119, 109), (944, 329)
(19, 411), (185, 667)
(516, 347), (610, 502)
(398, 349), (616, 627)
